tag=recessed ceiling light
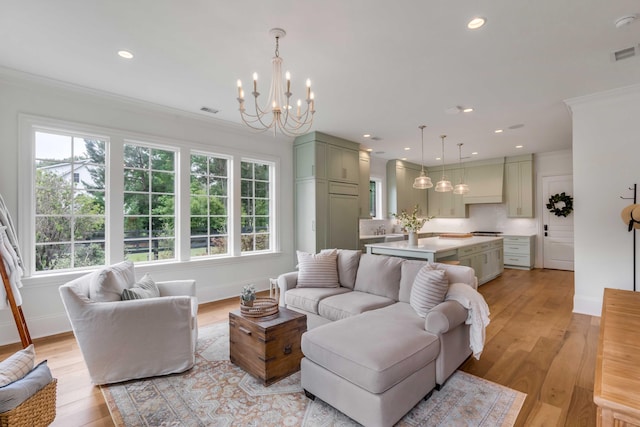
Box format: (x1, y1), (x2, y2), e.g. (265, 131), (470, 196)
(494, 129), (504, 133)
(471, 152), (478, 155)
(463, 108), (474, 113)
(363, 134), (371, 138)
(436, 157), (441, 161)
(467, 17), (486, 29)
(404, 147), (411, 151)
(515, 145), (523, 149)
(401, 157), (407, 161)
(118, 50), (134, 59)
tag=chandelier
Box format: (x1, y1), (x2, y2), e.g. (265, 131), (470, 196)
(236, 28), (315, 137)
(413, 125), (433, 189)
(453, 143), (470, 195)
(435, 135), (453, 192)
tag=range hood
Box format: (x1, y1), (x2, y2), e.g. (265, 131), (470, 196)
(462, 158), (504, 204)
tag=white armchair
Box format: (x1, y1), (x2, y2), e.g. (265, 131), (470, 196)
(59, 263), (198, 385)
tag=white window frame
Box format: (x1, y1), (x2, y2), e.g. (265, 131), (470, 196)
(19, 114), (280, 278)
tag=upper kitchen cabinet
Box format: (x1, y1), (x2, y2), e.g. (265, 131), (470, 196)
(386, 160), (428, 217)
(462, 158), (505, 204)
(327, 144), (359, 183)
(359, 150), (371, 219)
(294, 138), (326, 180)
(505, 154), (534, 217)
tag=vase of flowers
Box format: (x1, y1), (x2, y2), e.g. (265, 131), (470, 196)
(392, 205), (433, 247)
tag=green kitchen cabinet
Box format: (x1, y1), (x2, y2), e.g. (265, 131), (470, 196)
(505, 154), (533, 218)
(386, 160), (428, 218)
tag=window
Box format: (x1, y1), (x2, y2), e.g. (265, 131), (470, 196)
(369, 180), (377, 218)
(190, 153), (229, 257)
(123, 143), (176, 262)
(34, 131), (106, 271)
(23, 116), (279, 276)
(241, 160), (273, 253)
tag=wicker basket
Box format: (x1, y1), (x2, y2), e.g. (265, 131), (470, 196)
(240, 297), (279, 318)
(0, 378), (57, 427)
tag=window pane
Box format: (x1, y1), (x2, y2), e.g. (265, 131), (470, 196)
(255, 164), (269, 180)
(152, 217), (174, 237)
(255, 216), (269, 232)
(151, 194), (174, 215)
(124, 240), (150, 262)
(151, 149), (174, 171)
(152, 171), (174, 193)
(190, 153), (230, 258)
(125, 217), (149, 238)
(241, 217), (254, 233)
(255, 234), (270, 251)
(241, 180), (253, 197)
(255, 199), (269, 216)
(34, 131), (107, 272)
(241, 198), (253, 215)
(255, 181), (269, 198)
(124, 145), (149, 169)
(124, 193), (150, 215)
(241, 162), (253, 179)
(124, 170), (148, 192)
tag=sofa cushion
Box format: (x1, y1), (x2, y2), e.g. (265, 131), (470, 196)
(90, 261), (135, 302)
(0, 344), (35, 387)
(318, 291), (395, 321)
(321, 249), (361, 289)
(301, 309), (439, 394)
(297, 250), (339, 288)
(410, 267), (449, 317)
(353, 254), (403, 300)
(121, 273), (160, 300)
(285, 287), (351, 314)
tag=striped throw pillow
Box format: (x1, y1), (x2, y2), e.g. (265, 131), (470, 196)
(121, 273), (160, 300)
(410, 267), (449, 317)
(297, 250), (340, 288)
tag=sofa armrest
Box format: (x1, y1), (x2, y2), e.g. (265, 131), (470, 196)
(157, 280), (196, 297)
(277, 272), (298, 306)
(424, 300), (468, 335)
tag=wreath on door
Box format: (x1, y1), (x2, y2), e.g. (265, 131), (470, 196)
(546, 192), (573, 217)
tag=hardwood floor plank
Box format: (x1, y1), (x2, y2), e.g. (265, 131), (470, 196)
(523, 401), (562, 427)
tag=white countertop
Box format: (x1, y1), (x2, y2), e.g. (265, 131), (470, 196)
(365, 235), (503, 254)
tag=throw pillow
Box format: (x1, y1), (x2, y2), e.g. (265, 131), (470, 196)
(0, 360), (53, 412)
(121, 273), (160, 300)
(353, 254), (403, 300)
(320, 249), (362, 289)
(296, 250), (339, 288)
(410, 267), (449, 317)
(90, 261), (135, 302)
(0, 344), (35, 387)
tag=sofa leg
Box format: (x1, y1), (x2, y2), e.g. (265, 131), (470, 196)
(423, 389), (434, 401)
(304, 389), (316, 401)
(435, 383), (442, 391)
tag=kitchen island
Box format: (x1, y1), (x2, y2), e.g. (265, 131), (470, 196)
(365, 236), (504, 285)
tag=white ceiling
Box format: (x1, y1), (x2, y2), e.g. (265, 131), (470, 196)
(1, 1), (640, 166)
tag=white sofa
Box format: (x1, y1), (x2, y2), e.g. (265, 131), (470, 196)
(59, 261), (198, 385)
(277, 251), (483, 427)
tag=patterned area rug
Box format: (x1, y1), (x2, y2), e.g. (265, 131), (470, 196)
(101, 323), (525, 426)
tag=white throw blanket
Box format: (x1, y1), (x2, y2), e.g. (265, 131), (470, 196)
(445, 282), (490, 359)
(0, 226), (23, 308)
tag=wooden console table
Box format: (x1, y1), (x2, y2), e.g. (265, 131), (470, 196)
(594, 288), (640, 426)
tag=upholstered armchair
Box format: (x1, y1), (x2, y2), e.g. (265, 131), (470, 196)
(59, 261), (198, 385)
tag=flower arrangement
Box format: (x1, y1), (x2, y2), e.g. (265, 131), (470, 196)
(392, 205), (433, 232)
(240, 284), (256, 306)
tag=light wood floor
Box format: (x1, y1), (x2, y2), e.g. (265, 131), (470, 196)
(0, 268), (596, 426)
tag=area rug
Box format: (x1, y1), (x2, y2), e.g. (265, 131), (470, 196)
(101, 323), (525, 426)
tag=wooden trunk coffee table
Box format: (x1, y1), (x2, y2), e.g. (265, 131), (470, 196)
(229, 306), (307, 386)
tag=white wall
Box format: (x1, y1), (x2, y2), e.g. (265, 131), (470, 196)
(0, 70), (296, 345)
(567, 84), (640, 316)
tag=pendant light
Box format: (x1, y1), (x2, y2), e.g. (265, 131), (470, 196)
(453, 143), (470, 195)
(413, 125), (433, 189)
(435, 135), (453, 192)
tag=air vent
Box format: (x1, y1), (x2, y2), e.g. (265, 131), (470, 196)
(612, 45), (638, 61)
(200, 107), (219, 114)
(370, 136), (382, 141)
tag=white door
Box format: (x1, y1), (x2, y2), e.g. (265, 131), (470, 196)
(542, 175), (574, 270)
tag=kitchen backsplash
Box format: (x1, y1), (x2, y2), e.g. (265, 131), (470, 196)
(360, 203), (537, 236)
